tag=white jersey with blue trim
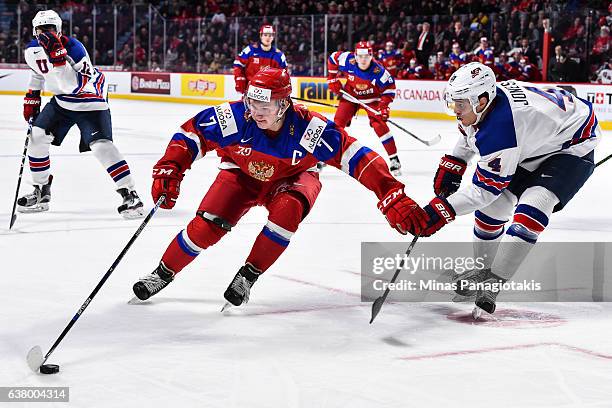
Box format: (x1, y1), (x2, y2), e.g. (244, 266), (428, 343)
(24, 37), (108, 111)
(448, 79), (601, 216)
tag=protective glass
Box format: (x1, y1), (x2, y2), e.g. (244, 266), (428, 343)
(444, 92), (473, 116)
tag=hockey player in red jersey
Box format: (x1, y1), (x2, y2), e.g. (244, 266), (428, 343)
(132, 67), (427, 307)
(327, 42), (402, 175)
(378, 41), (402, 77)
(517, 56), (542, 82)
(232, 24), (287, 94)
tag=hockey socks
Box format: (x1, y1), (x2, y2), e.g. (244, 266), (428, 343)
(378, 131), (398, 159)
(90, 139), (135, 190)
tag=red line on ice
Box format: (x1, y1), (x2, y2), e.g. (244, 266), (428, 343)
(398, 342), (612, 361)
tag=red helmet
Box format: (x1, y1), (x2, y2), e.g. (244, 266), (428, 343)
(247, 67), (292, 101)
(355, 41), (373, 56)
(259, 24), (275, 36)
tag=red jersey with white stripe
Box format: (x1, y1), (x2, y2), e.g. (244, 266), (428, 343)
(447, 80), (601, 216)
(233, 43), (288, 83)
(24, 37), (107, 111)
(157, 101), (402, 200)
(327, 51), (396, 105)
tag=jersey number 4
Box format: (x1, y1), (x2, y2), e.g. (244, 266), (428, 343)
(525, 86), (573, 111)
(488, 157), (501, 172)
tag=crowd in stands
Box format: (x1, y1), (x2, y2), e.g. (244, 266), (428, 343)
(0, 0), (609, 83)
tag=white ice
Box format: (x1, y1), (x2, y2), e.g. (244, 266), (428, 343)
(1, 95), (612, 408)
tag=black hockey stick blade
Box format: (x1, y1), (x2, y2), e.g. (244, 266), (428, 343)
(369, 234), (420, 324)
(9, 213), (17, 229)
(369, 294), (388, 324)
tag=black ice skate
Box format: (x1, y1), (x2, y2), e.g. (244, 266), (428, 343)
(17, 175), (53, 213)
(132, 263), (174, 301)
(453, 268), (492, 297)
(117, 188), (145, 219)
(475, 272), (507, 314)
(223, 263), (261, 307)
(389, 156), (401, 176)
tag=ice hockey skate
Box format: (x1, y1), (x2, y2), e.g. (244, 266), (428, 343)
(132, 263), (174, 301)
(474, 271), (507, 314)
(453, 268), (492, 297)
(17, 175), (53, 213)
(222, 263), (261, 310)
(117, 188), (145, 219)
(389, 156), (402, 176)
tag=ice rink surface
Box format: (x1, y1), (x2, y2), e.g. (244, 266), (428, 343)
(1, 95), (612, 407)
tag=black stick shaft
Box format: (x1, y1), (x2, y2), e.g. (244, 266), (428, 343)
(369, 234), (420, 324)
(9, 120), (33, 229)
(595, 153), (612, 168)
(40, 195), (165, 364)
(291, 96), (339, 108)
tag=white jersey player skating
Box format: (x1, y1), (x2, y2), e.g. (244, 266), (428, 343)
(19, 10), (144, 219)
(423, 62), (600, 314)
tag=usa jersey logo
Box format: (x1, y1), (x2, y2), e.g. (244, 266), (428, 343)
(214, 103), (238, 137)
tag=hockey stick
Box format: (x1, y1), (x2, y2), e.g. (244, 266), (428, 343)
(291, 96), (340, 109)
(595, 152), (612, 168)
(369, 233), (420, 324)
(9, 119), (33, 229)
(340, 90), (442, 146)
(26, 195), (165, 374)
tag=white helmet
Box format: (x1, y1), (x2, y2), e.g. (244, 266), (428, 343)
(32, 10), (62, 37)
(445, 62), (497, 124)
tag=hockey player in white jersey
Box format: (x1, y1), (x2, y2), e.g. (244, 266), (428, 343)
(19, 10), (144, 218)
(423, 62), (600, 313)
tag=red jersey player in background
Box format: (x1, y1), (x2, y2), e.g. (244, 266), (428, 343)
(327, 42), (402, 175)
(232, 24), (287, 94)
(378, 41), (402, 77)
(132, 67), (427, 307)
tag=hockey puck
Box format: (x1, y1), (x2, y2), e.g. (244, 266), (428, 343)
(39, 364), (60, 375)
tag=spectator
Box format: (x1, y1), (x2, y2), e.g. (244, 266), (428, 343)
(509, 36), (538, 65)
(452, 20), (469, 47)
(548, 45), (578, 82)
(592, 26), (610, 64)
(416, 22), (434, 65)
(595, 58), (612, 83)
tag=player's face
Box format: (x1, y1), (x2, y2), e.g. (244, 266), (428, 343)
(260, 33), (274, 47)
(247, 98), (281, 129)
(356, 54), (372, 69)
(35, 25), (56, 37)
(450, 99), (477, 126)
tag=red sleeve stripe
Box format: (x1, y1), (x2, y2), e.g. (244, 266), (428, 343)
(474, 167), (511, 191)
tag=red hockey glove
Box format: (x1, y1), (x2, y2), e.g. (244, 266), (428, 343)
(23, 90), (41, 122)
(433, 155), (467, 197)
(422, 196), (456, 237)
(235, 76), (247, 94)
(327, 78), (342, 95)
(152, 163), (184, 209)
(378, 187), (428, 236)
(37, 31), (68, 66)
